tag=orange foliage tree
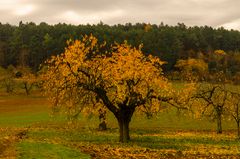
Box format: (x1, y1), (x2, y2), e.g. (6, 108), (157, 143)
(42, 35), (193, 142)
(174, 58), (208, 81)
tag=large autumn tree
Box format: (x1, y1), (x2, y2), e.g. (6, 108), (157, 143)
(42, 35), (191, 142)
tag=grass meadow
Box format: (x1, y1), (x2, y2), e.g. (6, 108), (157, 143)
(0, 87), (240, 158)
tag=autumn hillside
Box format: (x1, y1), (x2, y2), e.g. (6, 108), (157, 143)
(0, 33), (240, 158)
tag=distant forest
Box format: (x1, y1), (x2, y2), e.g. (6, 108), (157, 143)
(0, 21), (240, 76)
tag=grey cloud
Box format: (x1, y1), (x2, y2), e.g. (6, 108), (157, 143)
(0, 0), (239, 30)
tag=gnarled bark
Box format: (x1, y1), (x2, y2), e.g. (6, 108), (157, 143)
(237, 121), (240, 139)
(115, 106), (135, 142)
(216, 114), (222, 134)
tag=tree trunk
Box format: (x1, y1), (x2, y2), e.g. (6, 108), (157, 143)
(216, 114), (222, 134)
(98, 108), (107, 131)
(99, 120), (107, 131)
(24, 83), (30, 95)
(115, 107), (134, 143)
(237, 121), (240, 139)
(117, 117), (130, 142)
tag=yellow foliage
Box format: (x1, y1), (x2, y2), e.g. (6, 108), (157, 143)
(144, 24), (152, 32)
(175, 58), (208, 81)
(41, 35), (196, 135)
(214, 50), (226, 56)
(42, 35), (172, 114)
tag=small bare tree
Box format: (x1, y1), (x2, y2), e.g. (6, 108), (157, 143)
(15, 67), (37, 95)
(226, 91), (240, 139)
(194, 83), (228, 134)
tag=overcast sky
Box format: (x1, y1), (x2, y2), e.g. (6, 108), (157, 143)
(0, 0), (239, 30)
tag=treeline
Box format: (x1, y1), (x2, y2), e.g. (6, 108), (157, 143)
(0, 21), (240, 74)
